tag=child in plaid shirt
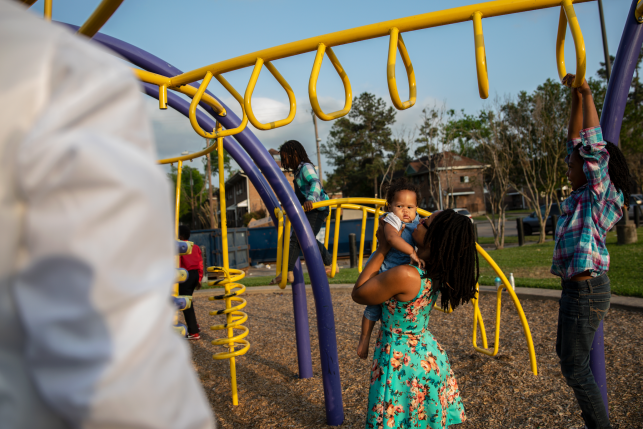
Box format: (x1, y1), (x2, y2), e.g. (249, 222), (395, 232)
(553, 74), (632, 429)
(271, 140), (333, 285)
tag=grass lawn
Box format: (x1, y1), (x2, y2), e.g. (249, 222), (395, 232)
(471, 209), (531, 222)
(476, 235), (551, 245)
(204, 230), (642, 297)
(478, 230), (642, 297)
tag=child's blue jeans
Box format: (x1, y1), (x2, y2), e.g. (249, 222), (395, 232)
(556, 273), (611, 429)
(364, 304), (381, 322)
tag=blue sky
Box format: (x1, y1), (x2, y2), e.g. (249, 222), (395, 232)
(30, 0), (634, 177)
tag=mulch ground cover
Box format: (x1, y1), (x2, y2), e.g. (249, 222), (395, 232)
(186, 290), (643, 428)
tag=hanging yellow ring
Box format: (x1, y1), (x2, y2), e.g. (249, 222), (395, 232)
(387, 28), (417, 110)
(309, 43), (353, 121)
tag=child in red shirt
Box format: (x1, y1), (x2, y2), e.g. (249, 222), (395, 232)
(179, 225), (203, 340)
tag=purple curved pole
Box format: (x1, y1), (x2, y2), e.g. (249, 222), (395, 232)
(141, 83), (280, 222)
(143, 83), (314, 380)
(73, 25), (343, 424)
(292, 258), (313, 379)
(600, 0), (643, 144)
(593, 0), (643, 418)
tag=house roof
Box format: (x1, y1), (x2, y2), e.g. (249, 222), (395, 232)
(407, 151), (486, 174)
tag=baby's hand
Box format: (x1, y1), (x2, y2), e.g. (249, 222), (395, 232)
(410, 250), (425, 269)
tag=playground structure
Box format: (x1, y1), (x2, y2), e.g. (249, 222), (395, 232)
(25, 0), (643, 425)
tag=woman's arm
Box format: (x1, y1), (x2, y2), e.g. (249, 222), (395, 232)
(352, 221), (422, 305)
(352, 265), (422, 305)
(353, 220), (391, 291)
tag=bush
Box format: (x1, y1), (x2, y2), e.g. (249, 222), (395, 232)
(243, 209), (267, 226)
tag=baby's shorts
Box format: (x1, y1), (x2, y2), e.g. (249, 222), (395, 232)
(363, 304), (382, 322)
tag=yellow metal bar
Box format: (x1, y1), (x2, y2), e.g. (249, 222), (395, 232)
(244, 58), (296, 130)
(324, 207), (332, 248)
(636, 0), (643, 22)
(313, 198), (537, 374)
(215, 122), (245, 405)
(330, 205), (342, 277)
(217, 124), (229, 272)
(167, 0), (592, 88)
(188, 72), (250, 140)
(207, 267), (247, 286)
(133, 68), (227, 117)
(387, 28), (417, 110)
(371, 205), (381, 253)
(358, 207), (367, 273)
(280, 216), (291, 288)
(275, 208), (284, 278)
(472, 11), (489, 99)
(309, 44), (352, 121)
(44, 0), (52, 20)
(77, 0), (125, 39)
(556, 0), (586, 87)
(474, 243), (537, 374)
(173, 160), (183, 297)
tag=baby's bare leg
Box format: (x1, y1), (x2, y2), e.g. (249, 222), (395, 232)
(357, 316), (376, 359)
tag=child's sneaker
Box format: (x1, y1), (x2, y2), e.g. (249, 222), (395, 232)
(186, 333), (200, 340)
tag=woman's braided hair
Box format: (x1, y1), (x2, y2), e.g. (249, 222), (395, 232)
(279, 140), (312, 172)
(418, 209), (479, 311)
(573, 141), (632, 207)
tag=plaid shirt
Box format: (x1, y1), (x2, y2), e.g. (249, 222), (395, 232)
(551, 127), (624, 280)
(294, 162), (329, 210)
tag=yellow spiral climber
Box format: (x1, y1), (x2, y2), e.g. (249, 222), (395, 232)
(207, 123), (250, 406)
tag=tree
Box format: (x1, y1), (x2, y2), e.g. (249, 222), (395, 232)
(618, 50), (643, 193)
(504, 79), (570, 244)
(466, 101), (512, 249)
(322, 92), (397, 197)
(168, 164), (207, 228)
(414, 105), (449, 210)
(378, 126), (414, 198)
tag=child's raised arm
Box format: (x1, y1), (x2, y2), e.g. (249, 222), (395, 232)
(384, 223), (425, 269)
(563, 73), (583, 142)
(580, 82), (600, 130)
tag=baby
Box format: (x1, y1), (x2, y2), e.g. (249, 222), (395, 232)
(357, 179), (424, 359)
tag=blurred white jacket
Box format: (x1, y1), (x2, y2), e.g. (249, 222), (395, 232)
(0, 1), (215, 428)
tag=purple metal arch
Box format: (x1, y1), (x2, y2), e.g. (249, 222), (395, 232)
(67, 24), (343, 424)
(593, 0), (643, 418)
(600, 0), (643, 144)
(143, 82), (315, 381)
(141, 82), (280, 221)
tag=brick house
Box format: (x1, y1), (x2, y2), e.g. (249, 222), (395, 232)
(220, 159), (297, 228)
(405, 152), (487, 215)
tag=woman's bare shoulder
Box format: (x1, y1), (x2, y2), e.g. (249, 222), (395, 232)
(383, 264), (422, 282)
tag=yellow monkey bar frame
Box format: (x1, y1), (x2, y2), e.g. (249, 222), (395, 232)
(275, 198), (538, 375)
(134, 0), (589, 141)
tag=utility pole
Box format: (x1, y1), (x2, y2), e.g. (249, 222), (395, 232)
(597, 0), (612, 80)
(311, 111), (323, 183)
(189, 167), (195, 229)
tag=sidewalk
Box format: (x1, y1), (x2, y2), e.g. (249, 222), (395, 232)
(195, 283), (643, 312)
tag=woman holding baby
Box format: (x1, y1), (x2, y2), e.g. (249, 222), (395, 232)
(352, 180), (479, 428)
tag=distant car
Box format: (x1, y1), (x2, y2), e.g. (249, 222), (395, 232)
(452, 208), (474, 223)
(629, 194), (643, 220)
(522, 204), (562, 236)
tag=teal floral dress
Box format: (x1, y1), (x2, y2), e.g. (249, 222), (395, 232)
(366, 266), (466, 428)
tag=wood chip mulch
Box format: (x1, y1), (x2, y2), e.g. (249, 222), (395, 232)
(185, 290), (642, 428)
